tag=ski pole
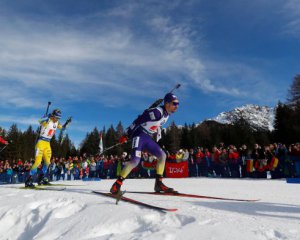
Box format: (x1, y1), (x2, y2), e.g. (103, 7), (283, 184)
(0, 144), (8, 153)
(0, 140), (12, 153)
(99, 140), (131, 155)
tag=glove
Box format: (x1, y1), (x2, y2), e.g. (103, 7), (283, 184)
(63, 117), (72, 128)
(119, 135), (128, 144)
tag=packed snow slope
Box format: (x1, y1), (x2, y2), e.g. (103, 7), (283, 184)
(0, 178), (299, 240)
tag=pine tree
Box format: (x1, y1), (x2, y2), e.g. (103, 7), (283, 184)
(22, 125), (36, 161)
(104, 125), (119, 155)
(165, 121), (181, 153)
(273, 102), (293, 144)
(189, 123), (199, 148)
(180, 123), (191, 149)
(116, 121), (124, 137)
(80, 128), (100, 156)
(6, 124), (22, 160)
(287, 74), (300, 106)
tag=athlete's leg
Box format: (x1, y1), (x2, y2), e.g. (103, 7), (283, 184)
(110, 134), (146, 194)
(119, 135), (144, 179)
(42, 143), (51, 174)
(144, 140), (166, 176)
(25, 140), (44, 187)
(38, 142), (51, 184)
(30, 140), (45, 176)
(145, 139), (176, 193)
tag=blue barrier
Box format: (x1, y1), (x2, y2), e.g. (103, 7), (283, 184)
(286, 178), (300, 184)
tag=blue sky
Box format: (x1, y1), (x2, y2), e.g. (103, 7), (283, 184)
(0, 0), (299, 147)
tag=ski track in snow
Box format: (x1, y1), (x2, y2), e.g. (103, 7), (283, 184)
(0, 178), (299, 240)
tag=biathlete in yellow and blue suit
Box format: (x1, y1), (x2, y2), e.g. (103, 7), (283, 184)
(25, 109), (71, 187)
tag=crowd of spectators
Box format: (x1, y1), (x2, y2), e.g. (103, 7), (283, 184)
(1, 142), (300, 184)
(169, 142), (300, 179)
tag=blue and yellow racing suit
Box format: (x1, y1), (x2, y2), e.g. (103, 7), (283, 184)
(30, 117), (63, 176)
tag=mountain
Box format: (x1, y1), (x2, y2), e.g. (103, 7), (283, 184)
(209, 104), (275, 131)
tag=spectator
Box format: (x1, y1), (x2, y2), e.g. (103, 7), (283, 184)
(89, 157), (97, 178)
(176, 149), (184, 163)
(204, 148), (212, 177)
(211, 146), (221, 177)
(290, 143), (300, 177)
(252, 144), (267, 178)
(182, 149), (189, 162)
(188, 148), (196, 177)
(195, 148), (207, 177)
(96, 156), (104, 178)
(49, 158), (56, 181)
(82, 158), (88, 179)
(228, 147), (240, 178)
(219, 148), (229, 177)
(66, 157), (74, 180)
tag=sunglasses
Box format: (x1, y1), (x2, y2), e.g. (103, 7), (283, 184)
(172, 101), (179, 106)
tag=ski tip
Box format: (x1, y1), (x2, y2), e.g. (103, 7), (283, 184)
(166, 208), (178, 212)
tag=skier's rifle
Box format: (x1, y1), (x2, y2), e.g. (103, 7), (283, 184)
(35, 101), (51, 144)
(148, 83), (181, 109)
(45, 101), (51, 118)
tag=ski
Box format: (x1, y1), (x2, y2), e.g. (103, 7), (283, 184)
(19, 186), (66, 191)
(92, 190), (178, 212)
(45, 183), (85, 187)
(126, 191), (259, 202)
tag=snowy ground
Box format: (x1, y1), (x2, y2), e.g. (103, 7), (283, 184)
(0, 178), (299, 240)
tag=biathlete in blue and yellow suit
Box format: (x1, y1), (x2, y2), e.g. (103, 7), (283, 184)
(25, 109), (70, 187)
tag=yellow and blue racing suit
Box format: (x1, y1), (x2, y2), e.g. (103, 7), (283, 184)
(30, 117), (63, 176)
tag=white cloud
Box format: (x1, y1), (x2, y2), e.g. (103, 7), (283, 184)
(147, 15), (239, 95)
(0, 13), (186, 108)
(0, 0), (280, 112)
(281, 0), (300, 36)
(0, 115), (38, 126)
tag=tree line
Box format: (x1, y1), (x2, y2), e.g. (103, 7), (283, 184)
(1, 75), (300, 161)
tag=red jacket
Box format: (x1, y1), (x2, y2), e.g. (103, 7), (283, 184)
(229, 152), (239, 164)
(0, 136), (8, 145)
(195, 151), (205, 163)
(212, 150), (221, 164)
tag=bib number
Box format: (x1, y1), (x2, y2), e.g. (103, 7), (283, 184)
(47, 129), (54, 136)
(132, 137), (140, 149)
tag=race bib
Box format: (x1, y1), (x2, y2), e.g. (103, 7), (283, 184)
(132, 136), (140, 148)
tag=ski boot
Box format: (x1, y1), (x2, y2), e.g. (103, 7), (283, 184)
(110, 177), (124, 194)
(37, 173), (50, 185)
(41, 177), (50, 185)
(154, 175), (177, 193)
(25, 176), (35, 188)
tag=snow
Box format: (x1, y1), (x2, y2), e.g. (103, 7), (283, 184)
(0, 178), (299, 240)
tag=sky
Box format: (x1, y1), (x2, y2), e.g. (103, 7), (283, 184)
(0, 0), (299, 147)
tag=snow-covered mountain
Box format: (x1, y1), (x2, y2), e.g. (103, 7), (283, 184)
(210, 104), (275, 131)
